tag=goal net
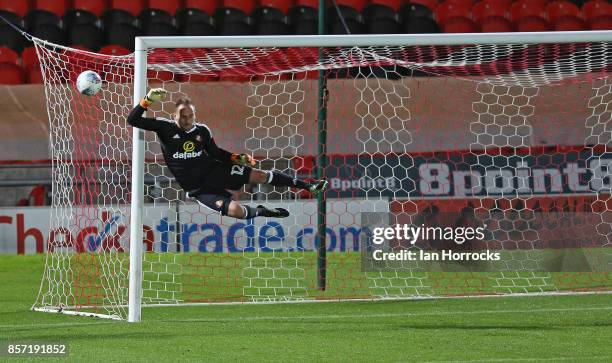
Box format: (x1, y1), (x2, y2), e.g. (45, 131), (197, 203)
(31, 33), (612, 321)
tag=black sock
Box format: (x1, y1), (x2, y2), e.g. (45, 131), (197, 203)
(268, 171), (310, 190)
(243, 205), (267, 219)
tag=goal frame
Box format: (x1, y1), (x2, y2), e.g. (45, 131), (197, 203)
(129, 31), (612, 322)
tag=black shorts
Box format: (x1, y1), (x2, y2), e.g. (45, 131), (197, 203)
(187, 162), (252, 215)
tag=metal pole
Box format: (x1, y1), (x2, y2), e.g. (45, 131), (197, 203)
(316, 0), (328, 291)
(128, 37), (147, 323)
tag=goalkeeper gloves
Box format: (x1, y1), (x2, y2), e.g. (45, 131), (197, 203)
(231, 153), (256, 166)
(140, 88), (167, 108)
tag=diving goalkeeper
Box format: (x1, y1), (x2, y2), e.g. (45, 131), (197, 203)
(127, 88), (327, 219)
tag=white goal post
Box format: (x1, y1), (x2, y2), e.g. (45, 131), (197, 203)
(30, 31), (612, 322)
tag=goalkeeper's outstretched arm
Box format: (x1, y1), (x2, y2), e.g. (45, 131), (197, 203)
(127, 88), (167, 131)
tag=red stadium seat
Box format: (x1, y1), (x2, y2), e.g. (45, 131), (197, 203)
(411, 0), (439, 12)
(510, 0), (547, 22)
(444, 0), (473, 7)
(184, 0), (219, 15)
(148, 0), (181, 15)
(108, 0), (144, 17)
(0, 47), (18, 64)
(472, 0), (511, 24)
(222, 0), (257, 15)
(589, 15), (612, 30)
(436, 1), (472, 25)
(99, 44), (131, 55)
(295, 0), (319, 9)
(554, 15), (586, 30)
(441, 16), (477, 33)
(0, 0), (29, 17)
(480, 16), (513, 33)
(514, 16), (551, 32)
(0, 63), (24, 84)
(27, 66), (44, 84)
(32, 0), (68, 18)
(258, 0), (294, 14)
(582, 0), (612, 23)
(73, 0), (107, 17)
(21, 47), (39, 70)
(545, 0), (580, 24)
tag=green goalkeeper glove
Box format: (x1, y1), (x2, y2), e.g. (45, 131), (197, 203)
(231, 153), (256, 166)
(140, 88), (167, 108)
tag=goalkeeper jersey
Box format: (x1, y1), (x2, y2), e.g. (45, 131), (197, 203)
(127, 105), (233, 192)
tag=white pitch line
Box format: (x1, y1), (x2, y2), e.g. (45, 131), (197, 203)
(423, 356), (611, 363)
(163, 306), (612, 323)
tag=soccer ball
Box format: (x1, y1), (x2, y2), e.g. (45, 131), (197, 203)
(76, 70), (102, 96)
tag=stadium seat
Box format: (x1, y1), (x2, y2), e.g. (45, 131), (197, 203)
(148, 0), (181, 15)
(63, 10), (100, 31)
(545, 0), (580, 23)
(144, 22), (179, 36)
(30, 24), (65, 45)
(441, 16), (477, 32)
(139, 9), (175, 30)
(257, 19), (291, 34)
(370, 0), (401, 12)
(589, 15), (612, 30)
(478, 16), (513, 33)
(0, 11), (25, 29)
(0, 47), (18, 64)
(0, 0), (29, 18)
(177, 8), (212, 28)
(252, 7), (287, 25)
(219, 21), (253, 35)
(329, 5), (364, 34)
(0, 25), (25, 53)
(32, 0), (68, 18)
(514, 16), (551, 31)
(295, 0), (318, 8)
(102, 9), (137, 26)
(472, 0), (511, 24)
(222, 0), (257, 15)
(480, 16), (513, 32)
(73, 0), (107, 17)
(25, 10), (61, 30)
(181, 21), (217, 35)
(21, 46), (38, 69)
(510, 0), (547, 22)
(335, 0), (368, 13)
(69, 23), (103, 50)
(292, 19), (317, 34)
(399, 3), (435, 23)
(553, 15), (587, 30)
(105, 23), (140, 50)
(99, 44), (131, 55)
(402, 16), (440, 33)
(582, 0), (612, 23)
(0, 62), (24, 84)
(289, 5), (318, 23)
(435, 1), (472, 25)
(184, 0), (217, 16)
(108, 0), (144, 17)
(215, 8), (251, 26)
(258, 0), (293, 14)
(363, 4), (398, 24)
(368, 18), (401, 34)
(410, 0), (439, 12)
(27, 66), (43, 83)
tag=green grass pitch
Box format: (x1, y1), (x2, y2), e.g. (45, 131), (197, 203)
(1, 254), (611, 362)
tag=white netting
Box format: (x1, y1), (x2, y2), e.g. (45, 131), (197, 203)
(32, 37), (612, 319)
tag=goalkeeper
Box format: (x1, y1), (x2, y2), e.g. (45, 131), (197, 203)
(127, 88), (328, 219)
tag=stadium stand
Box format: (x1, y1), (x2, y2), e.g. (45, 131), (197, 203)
(0, 0), (606, 83)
